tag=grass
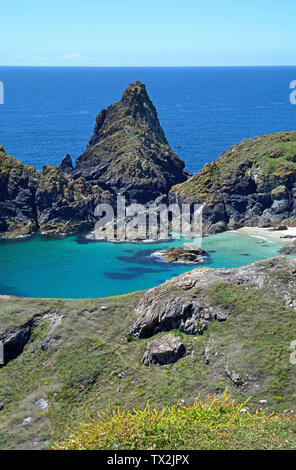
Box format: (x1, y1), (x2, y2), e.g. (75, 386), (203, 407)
(53, 390), (296, 450)
(171, 131), (296, 202)
(0, 258), (296, 449)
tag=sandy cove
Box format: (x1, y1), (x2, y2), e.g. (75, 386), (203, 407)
(234, 226), (296, 245)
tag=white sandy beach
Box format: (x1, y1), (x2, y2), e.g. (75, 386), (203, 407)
(234, 226), (296, 245)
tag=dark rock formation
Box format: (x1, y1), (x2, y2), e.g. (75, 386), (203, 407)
(36, 165), (113, 235)
(141, 333), (186, 366)
(0, 82), (188, 238)
(279, 240), (296, 254)
(2, 87), (296, 239)
(58, 154), (74, 175)
(73, 81), (188, 203)
(170, 132), (296, 234)
(0, 316), (37, 366)
(0, 146), (38, 238)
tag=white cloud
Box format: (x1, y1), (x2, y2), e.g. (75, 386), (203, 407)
(61, 52), (83, 60)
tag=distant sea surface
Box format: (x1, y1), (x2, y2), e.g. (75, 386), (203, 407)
(0, 66), (296, 173)
(0, 66), (295, 298)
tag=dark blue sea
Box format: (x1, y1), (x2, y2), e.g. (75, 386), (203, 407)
(0, 66), (296, 173)
(0, 67), (295, 298)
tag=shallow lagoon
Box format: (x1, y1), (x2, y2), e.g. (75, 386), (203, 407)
(0, 231), (283, 299)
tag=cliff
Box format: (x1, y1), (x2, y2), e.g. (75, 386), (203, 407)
(0, 146), (38, 238)
(2, 86), (296, 239)
(0, 149), (113, 238)
(170, 131), (296, 233)
(0, 82), (188, 238)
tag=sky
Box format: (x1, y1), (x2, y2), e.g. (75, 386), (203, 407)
(1, 0), (296, 67)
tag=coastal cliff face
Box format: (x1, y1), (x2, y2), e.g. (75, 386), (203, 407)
(0, 82), (187, 238)
(74, 81), (188, 203)
(170, 132), (296, 233)
(0, 149), (113, 238)
(36, 165), (113, 235)
(2, 84), (296, 239)
(0, 146), (38, 238)
(1, 257), (295, 449)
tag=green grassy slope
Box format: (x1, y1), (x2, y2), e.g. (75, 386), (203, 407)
(0, 258), (296, 449)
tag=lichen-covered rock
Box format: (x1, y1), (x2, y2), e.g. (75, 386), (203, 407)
(74, 81), (188, 203)
(132, 256), (296, 339)
(36, 165), (113, 235)
(160, 245), (206, 264)
(0, 147), (39, 238)
(170, 132), (296, 233)
(141, 334), (186, 366)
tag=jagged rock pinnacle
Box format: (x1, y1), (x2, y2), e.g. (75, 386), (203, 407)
(58, 153), (74, 175)
(74, 81), (188, 203)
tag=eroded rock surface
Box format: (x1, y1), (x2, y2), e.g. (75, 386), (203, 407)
(160, 245), (207, 264)
(279, 240), (296, 254)
(170, 132), (296, 233)
(132, 256), (296, 338)
(74, 81), (188, 203)
(142, 334), (185, 366)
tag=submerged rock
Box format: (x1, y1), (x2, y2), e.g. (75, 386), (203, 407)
(142, 334), (185, 366)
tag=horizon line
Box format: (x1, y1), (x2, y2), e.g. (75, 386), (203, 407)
(1, 64), (296, 68)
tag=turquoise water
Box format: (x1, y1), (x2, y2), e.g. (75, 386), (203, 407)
(0, 232), (283, 299)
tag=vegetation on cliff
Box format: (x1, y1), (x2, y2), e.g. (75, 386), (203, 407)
(0, 257), (295, 449)
(54, 391), (296, 450)
(74, 81), (188, 203)
(170, 131), (296, 233)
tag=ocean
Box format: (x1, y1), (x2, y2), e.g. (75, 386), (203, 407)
(0, 66), (296, 173)
(0, 66), (295, 298)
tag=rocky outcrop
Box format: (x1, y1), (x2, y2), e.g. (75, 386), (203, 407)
(170, 132), (296, 234)
(58, 154), (74, 175)
(36, 165), (113, 235)
(0, 146), (38, 238)
(279, 240), (296, 254)
(0, 310), (62, 366)
(0, 82), (188, 238)
(73, 81), (188, 203)
(132, 256), (296, 339)
(2, 87), (296, 239)
(141, 334), (186, 366)
(1, 257), (296, 448)
(159, 245), (206, 264)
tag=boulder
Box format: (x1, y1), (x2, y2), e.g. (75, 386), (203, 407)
(279, 241), (296, 254)
(141, 334), (185, 366)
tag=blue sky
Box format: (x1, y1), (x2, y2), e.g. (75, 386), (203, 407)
(1, 0), (296, 66)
